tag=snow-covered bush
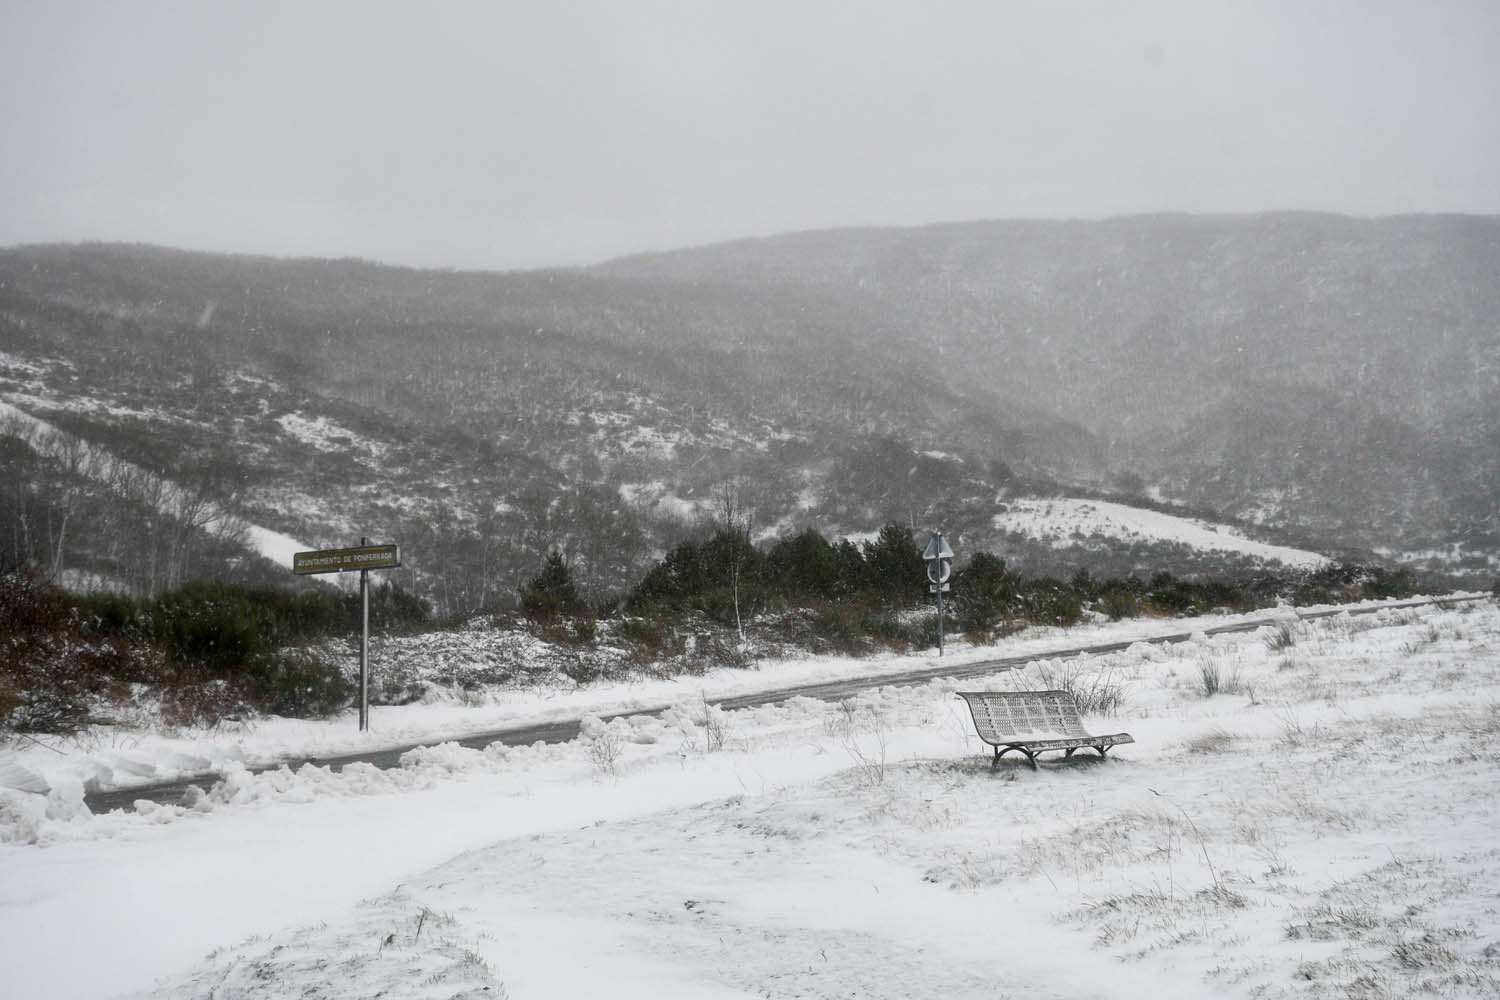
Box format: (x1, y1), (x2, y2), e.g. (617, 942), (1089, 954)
(246, 646), (353, 718)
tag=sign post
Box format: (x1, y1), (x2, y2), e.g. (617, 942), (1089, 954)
(292, 540), (401, 731)
(360, 544), (369, 732)
(922, 532), (954, 656)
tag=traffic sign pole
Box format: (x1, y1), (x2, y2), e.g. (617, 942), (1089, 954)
(360, 536), (370, 732)
(923, 531), (955, 657)
(937, 573), (944, 656)
(293, 538), (401, 732)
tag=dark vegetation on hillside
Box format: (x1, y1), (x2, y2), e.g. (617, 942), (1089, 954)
(1, 520), (1427, 735)
(2, 214), (1495, 619)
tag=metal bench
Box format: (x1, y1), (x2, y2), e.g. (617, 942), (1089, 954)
(957, 690), (1134, 769)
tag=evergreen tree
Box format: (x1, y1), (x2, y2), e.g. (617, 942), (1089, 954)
(520, 550), (585, 618)
(863, 522), (924, 603)
(953, 551), (1020, 634)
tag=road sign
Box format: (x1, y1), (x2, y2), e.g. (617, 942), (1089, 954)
(291, 540), (401, 733)
(923, 531), (955, 656)
(921, 534), (955, 561)
(926, 558), (952, 584)
(293, 544), (401, 575)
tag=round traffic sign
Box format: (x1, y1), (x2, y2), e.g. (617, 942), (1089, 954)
(926, 557), (952, 584)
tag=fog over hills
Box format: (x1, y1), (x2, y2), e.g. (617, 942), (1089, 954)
(1, 212), (1496, 609)
(604, 213), (1500, 548)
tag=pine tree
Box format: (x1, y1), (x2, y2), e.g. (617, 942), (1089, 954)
(519, 550), (584, 618)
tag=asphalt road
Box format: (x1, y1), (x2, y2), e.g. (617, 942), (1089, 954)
(83, 595), (1486, 814)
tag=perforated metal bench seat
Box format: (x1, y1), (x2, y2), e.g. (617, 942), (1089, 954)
(957, 690), (1134, 769)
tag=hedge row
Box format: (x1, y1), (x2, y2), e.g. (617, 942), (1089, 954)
(0, 568), (432, 733)
(604, 522), (1423, 636)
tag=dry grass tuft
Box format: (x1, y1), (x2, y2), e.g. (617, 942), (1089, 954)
(1185, 728), (1237, 754)
(1195, 651), (1247, 697)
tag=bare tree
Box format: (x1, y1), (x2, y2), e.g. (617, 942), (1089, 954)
(711, 477), (755, 644)
(43, 434), (90, 581)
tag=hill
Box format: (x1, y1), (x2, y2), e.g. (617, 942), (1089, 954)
(1, 213), (1495, 609)
(602, 213), (1500, 564)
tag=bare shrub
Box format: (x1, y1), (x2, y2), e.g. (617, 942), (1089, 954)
(828, 699), (889, 786)
(1275, 708), (1325, 748)
(160, 677), (249, 730)
(700, 633), (753, 671)
(1031, 659), (1126, 715)
(699, 692), (728, 753)
(585, 725), (624, 775)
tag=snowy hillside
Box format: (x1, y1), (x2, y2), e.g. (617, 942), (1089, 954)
(0, 396), (316, 582)
(993, 497), (1329, 570)
(4, 222), (1498, 613)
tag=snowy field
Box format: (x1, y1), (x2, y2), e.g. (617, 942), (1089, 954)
(994, 497), (1330, 569)
(3, 597), (1499, 999)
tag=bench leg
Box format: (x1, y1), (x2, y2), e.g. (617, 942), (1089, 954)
(1094, 745), (1109, 759)
(994, 746), (1037, 769)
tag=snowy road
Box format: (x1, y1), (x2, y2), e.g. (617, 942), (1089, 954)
(83, 594), (1485, 815)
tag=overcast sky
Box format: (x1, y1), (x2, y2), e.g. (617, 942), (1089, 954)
(2, 1), (1497, 270)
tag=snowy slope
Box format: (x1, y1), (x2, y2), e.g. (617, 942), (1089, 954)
(994, 496), (1329, 569)
(0, 397), (316, 577)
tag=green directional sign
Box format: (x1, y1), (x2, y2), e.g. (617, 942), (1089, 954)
(292, 544), (401, 575)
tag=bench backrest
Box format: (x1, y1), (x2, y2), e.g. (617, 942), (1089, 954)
(957, 690), (1091, 742)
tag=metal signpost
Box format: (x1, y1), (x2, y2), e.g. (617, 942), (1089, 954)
(292, 539), (401, 731)
(922, 531), (954, 656)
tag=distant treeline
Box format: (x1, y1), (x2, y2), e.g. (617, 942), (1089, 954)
(528, 520), (1423, 636)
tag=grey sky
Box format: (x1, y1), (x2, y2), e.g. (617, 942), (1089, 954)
(2, 1), (1498, 270)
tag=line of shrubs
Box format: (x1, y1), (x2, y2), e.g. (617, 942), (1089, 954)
(528, 524), (1416, 626)
(524, 522), (1424, 648)
(3, 524), (1435, 735)
(0, 566), (431, 735)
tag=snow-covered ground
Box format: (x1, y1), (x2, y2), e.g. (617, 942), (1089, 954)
(1376, 542), (1500, 574)
(994, 496), (1330, 569)
(3, 597), (1499, 999)
(275, 411), (390, 459)
(1, 597), (1461, 798)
